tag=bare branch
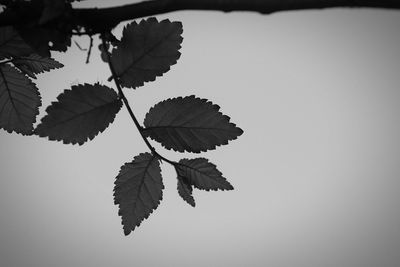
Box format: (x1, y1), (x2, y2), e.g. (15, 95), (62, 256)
(0, 0), (399, 33)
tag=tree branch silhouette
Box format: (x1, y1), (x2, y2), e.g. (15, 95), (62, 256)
(0, 0), (399, 33)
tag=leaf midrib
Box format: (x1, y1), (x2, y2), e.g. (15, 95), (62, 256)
(143, 125), (239, 132)
(177, 162), (227, 188)
(38, 100), (120, 130)
(131, 155), (158, 223)
(14, 55), (62, 73)
(0, 66), (23, 124)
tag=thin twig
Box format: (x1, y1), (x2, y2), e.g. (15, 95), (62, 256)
(101, 35), (176, 166)
(74, 40), (87, 51)
(85, 36), (93, 64)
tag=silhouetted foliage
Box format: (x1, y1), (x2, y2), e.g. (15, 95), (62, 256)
(2, 0), (392, 236)
(0, 2), (243, 235)
(0, 64), (41, 134)
(110, 18), (183, 89)
(35, 83), (122, 145)
(0, 26), (34, 59)
(144, 95), (243, 153)
(177, 175), (196, 207)
(176, 158), (234, 191)
(13, 54), (63, 78)
(114, 152), (164, 236)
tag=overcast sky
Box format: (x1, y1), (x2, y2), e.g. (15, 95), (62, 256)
(1, 1), (400, 267)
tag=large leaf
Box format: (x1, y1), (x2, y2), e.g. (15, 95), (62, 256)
(13, 54), (64, 78)
(177, 176), (195, 207)
(143, 95), (243, 153)
(0, 64), (41, 135)
(114, 152), (164, 235)
(175, 158), (234, 191)
(0, 26), (33, 60)
(111, 17), (183, 89)
(35, 83), (122, 145)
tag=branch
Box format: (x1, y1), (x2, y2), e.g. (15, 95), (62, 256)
(101, 35), (176, 166)
(0, 0), (399, 32)
(78, 0), (400, 18)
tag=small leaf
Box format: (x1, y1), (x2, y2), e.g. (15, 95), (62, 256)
(98, 43), (109, 63)
(0, 26), (34, 60)
(35, 83), (122, 145)
(143, 95), (243, 153)
(176, 158), (233, 191)
(13, 54), (64, 78)
(114, 153), (164, 235)
(0, 64), (41, 135)
(177, 176), (195, 207)
(111, 17), (183, 89)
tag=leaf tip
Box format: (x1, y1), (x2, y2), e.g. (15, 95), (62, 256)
(226, 182), (234, 191)
(123, 227), (132, 236)
(237, 126), (244, 136)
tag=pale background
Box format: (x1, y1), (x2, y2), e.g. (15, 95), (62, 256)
(1, 1), (400, 266)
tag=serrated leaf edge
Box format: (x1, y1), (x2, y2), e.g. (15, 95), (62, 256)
(34, 83), (122, 145)
(0, 64), (41, 135)
(177, 175), (196, 207)
(114, 152), (164, 235)
(143, 95), (244, 153)
(113, 18), (183, 89)
(176, 157), (234, 191)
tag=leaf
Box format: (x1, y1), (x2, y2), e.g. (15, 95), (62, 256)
(143, 95), (243, 153)
(111, 17), (183, 89)
(176, 158), (234, 191)
(114, 152), (164, 235)
(35, 83), (122, 145)
(39, 0), (66, 25)
(98, 43), (109, 63)
(13, 54), (64, 78)
(0, 64), (41, 135)
(17, 26), (71, 57)
(177, 176), (195, 207)
(0, 26), (34, 60)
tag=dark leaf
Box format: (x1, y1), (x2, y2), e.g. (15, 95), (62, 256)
(39, 0), (66, 25)
(35, 83), (122, 145)
(111, 17), (183, 89)
(98, 43), (109, 63)
(177, 176), (195, 207)
(13, 54), (64, 78)
(0, 26), (34, 60)
(143, 95), (243, 153)
(176, 158), (234, 191)
(114, 152), (164, 235)
(0, 64), (41, 134)
(17, 26), (71, 57)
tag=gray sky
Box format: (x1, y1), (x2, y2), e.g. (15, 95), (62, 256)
(1, 2), (400, 267)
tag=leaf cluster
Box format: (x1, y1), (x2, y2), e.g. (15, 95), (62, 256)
(0, 26), (63, 134)
(0, 15), (243, 235)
